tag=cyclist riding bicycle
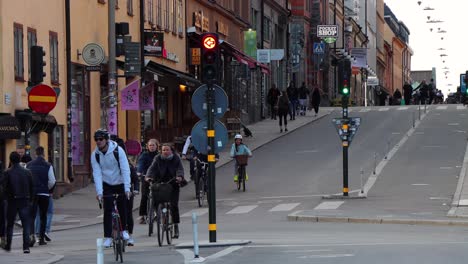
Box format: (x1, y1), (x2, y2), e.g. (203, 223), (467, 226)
(145, 144), (187, 239)
(230, 134), (252, 182)
(91, 129), (131, 248)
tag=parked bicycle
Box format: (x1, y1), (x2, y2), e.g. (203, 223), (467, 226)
(149, 178), (175, 247)
(99, 194), (126, 263)
(235, 155), (249, 192)
(195, 159), (208, 207)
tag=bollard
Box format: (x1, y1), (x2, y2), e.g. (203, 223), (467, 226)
(192, 212), (200, 258)
(419, 104), (421, 120)
(424, 103), (427, 114)
(360, 168), (364, 195)
(412, 111), (415, 128)
(97, 238), (104, 264)
(384, 139), (390, 159)
(373, 152), (377, 175)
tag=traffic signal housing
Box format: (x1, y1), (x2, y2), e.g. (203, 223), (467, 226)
(201, 33), (220, 83)
(338, 59), (351, 96)
(30, 45), (46, 85)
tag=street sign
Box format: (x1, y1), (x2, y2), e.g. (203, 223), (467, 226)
(125, 42), (141, 76)
(85, 65), (102, 72)
(191, 119), (228, 154)
(313, 42), (325, 54)
(191, 84), (228, 119)
(82, 43), (105, 66)
(332, 117), (361, 144)
(28, 84), (57, 114)
(191, 48), (201, 65)
(257, 49), (271, 63)
(317, 25), (338, 43)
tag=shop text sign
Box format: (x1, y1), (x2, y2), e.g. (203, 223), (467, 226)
(317, 25), (338, 38)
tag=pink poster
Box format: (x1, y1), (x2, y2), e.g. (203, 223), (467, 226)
(107, 107), (118, 135)
(120, 80), (140, 110)
(139, 82), (155, 110)
(71, 107), (82, 165)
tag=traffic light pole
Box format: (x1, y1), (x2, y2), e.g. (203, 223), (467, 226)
(206, 82), (217, 243)
(342, 96), (349, 197)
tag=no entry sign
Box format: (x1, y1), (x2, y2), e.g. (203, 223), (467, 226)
(28, 84), (57, 114)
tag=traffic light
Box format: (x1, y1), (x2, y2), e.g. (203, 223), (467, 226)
(30, 45), (46, 85)
(201, 33), (220, 83)
(338, 59), (351, 96)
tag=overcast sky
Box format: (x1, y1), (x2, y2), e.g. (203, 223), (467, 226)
(385, 0), (467, 94)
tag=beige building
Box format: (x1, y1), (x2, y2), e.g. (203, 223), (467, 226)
(0, 1), (67, 186)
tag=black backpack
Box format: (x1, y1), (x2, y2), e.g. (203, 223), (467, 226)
(95, 148), (121, 171)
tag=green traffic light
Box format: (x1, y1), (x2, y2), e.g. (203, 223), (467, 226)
(342, 87), (349, 95)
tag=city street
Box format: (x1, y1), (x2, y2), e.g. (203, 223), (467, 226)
(4, 105), (468, 263)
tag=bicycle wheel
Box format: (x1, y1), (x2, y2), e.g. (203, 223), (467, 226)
(241, 166), (246, 192)
(166, 205), (173, 245)
(147, 195), (154, 237)
(197, 174), (205, 207)
(157, 204), (164, 247)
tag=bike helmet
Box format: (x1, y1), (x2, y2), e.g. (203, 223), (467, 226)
(94, 129), (109, 140)
(234, 134), (243, 140)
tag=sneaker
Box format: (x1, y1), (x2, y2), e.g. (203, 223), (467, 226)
(139, 216), (147, 224)
(280, 128), (283, 133)
(246, 174), (249, 181)
(173, 225), (179, 239)
(233, 175), (238, 182)
(0, 236), (5, 248)
(103, 237), (112, 248)
(122, 230), (130, 240)
(38, 239), (47, 246)
(23, 248), (30, 254)
(44, 233), (51, 242)
(285, 128), (288, 132)
(127, 237), (135, 246)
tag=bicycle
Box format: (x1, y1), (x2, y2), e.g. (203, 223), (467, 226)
(146, 179), (156, 237)
(99, 194), (126, 263)
(149, 178), (175, 247)
(194, 159), (208, 207)
(235, 155), (249, 192)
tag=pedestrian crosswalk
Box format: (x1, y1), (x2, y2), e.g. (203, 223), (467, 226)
(345, 105), (466, 113)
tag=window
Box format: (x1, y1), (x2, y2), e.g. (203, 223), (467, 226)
(156, 0), (162, 28)
(263, 17), (271, 41)
(27, 28), (37, 81)
(147, 0), (154, 24)
(177, 0), (183, 36)
(127, 0), (133, 16)
(157, 86), (168, 127)
(98, 0), (106, 4)
(50, 31), (59, 84)
(172, 0), (176, 33)
(14, 23), (24, 81)
(251, 8), (257, 30)
(49, 126), (64, 182)
(165, 0), (170, 31)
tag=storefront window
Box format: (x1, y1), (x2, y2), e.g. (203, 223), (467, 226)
(50, 126), (64, 182)
(157, 86), (168, 127)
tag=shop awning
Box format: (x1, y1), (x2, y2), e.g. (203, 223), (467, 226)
(15, 110), (57, 134)
(145, 60), (201, 88)
(0, 114), (21, 139)
(220, 41), (270, 75)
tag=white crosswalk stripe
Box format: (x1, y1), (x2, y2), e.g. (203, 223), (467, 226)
(359, 108), (371, 112)
(436, 106), (448, 110)
(397, 107), (409, 110)
(378, 108), (389, 111)
(313, 201), (345, 210)
(226, 205), (258, 214)
(181, 208), (209, 218)
(457, 105), (466, 110)
(269, 203), (300, 212)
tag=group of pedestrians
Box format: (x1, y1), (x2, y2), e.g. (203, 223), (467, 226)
(393, 79), (443, 106)
(0, 146), (56, 254)
(267, 82), (321, 133)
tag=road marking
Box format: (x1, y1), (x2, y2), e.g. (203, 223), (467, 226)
(177, 249), (195, 264)
(391, 132), (401, 135)
(378, 108), (389, 111)
(269, 203), (300, 212)
(453, 130), (467, 133)
(457, 105), (465, 110)
(423, 145), (444, 148)
(440, 167), (453, 169)
(262, 194), (325, 199)
(314, 201), (344, 210)
(181, 208), (209, 218)
(283, 249), (332, 253)
(436, 106), (448, 110)
(226, 205), (258, 214)
(298, 254), (355, 259)
(397, 107), (409, 110)
(206, 246), (243, 260)
(97, 214), (103, 219)
(415, 132), (425, 135)
(359, 108), (371, 112)
(430, 197), (451, 200)
(295, 150), (319, 154)
(448, 123), (460, 126)
(412, 183), (430, 186)
(459, 199), (468, 206)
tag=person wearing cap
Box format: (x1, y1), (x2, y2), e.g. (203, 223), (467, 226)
(229, 134), (252, 182)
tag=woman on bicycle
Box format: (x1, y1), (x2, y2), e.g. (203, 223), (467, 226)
(230, 134), (252, 182)
(145, 144), (186, 238)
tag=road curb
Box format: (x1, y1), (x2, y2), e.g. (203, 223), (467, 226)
(287, 214), (468, 227)
(38, 253), (65, 264)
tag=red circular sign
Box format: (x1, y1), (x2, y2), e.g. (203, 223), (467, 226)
(203, 36), (217, 49)
(28, 84), (57, 114)
(125, 139), (142, 156)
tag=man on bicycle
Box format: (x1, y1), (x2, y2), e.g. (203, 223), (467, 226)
(91, 129), (131, 248)
(230, 134), (252, 182)
(145, 144), (186, 238)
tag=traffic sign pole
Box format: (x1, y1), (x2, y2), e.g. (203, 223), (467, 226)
(342, 96), (349, 196)
(206, 81), (217, 243)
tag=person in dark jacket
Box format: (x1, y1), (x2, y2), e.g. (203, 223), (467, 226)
(26, 146), (56, 246)
(419, 80), (429, 105)
(403, 82), (413, 105)
(286, 82), (298, 120)
(145, 144), (186, 238)
(298, 82), (310, 116)
(393, 89), (402, 105)
(267, 84), (280, 120)
(3, 151), (33, 253)
(311, 87), (321, 116)
(16, 145), (32, 164)
(137, 138), (159, 224)
(276, 91), (290, 133)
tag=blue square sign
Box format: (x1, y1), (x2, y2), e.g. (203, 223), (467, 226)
(313, 42), (325, 54)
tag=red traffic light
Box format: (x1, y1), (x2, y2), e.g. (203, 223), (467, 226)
(203, 36), (217, 50)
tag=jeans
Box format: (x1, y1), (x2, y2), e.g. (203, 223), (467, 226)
(139, 179), (150, 217)
(35, 196), (53, 234)
(289, 99), (298, 119)
(6, 198), (30, 250)
(30, 195), (49, 241)
(103, 183), (127, 238)
(126, 195), (134, 234)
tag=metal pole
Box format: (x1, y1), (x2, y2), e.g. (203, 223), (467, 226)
(206, 82), (217, 243)
(373, 152), (377, 175)
(412, 111), (415, 128)
(108, 0), (117, 132)
(192, 213), (201, 259)
(96, 238), (104, 264)
(342, 96), (349, 196)
(418, 103), (421, 120)
(360, 167), (364, 194)
(364, 79), (368, 107)
(139, 0), (146, 144)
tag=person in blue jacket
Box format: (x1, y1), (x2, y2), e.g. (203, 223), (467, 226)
(230, 134), (252, 182)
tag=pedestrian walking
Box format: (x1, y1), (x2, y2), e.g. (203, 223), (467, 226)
(403, 82), (412, 105)
(16, 145), (32, 166)
(91, 129), (131, 248)
(393, 89), (402, 105)
(2, 151), (33, 253)
(419, 80), (429, 105)
(298, 82), (310, 116)
(267, 84), (280, 120)
(34, 196), (53, 242)
(286, 82), (298, 120)
(146, 144), (187, 239)
(311, 87), (321, 116)
(27, 146), (56, 247)
(276, 91), (290, 133)
(137, 138), (159, 224)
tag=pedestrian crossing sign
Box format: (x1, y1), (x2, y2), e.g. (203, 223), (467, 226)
(313, 42), (325, 54)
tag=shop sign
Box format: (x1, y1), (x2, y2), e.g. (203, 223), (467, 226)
(144, 31), (164, 57)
